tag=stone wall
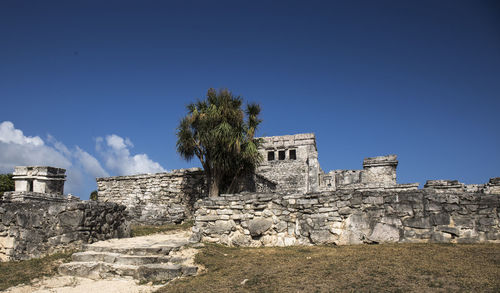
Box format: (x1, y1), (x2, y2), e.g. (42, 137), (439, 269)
(0, 199), (130, 261)
(97, 168), (206, 225)
(191, 187), (500, 246)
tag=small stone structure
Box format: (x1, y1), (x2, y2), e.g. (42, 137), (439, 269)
(323, 155), (419, 191)
(9, 166), (67, 200)
(0, 166), (130, 261)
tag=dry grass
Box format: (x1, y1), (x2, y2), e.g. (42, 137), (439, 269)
(130, 221), (193, 237)
(0, 251), (73, 291)
(160, 243), (500, 292)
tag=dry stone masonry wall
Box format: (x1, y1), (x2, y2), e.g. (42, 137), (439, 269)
(97, 168), (206, 225)
(0, 199), (130, 261)
(191, 181), (500, 246)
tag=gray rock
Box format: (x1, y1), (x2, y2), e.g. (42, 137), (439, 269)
(248, 218), (272, 237)
(403, 217), (432, 229)
(310, 230), (335, 244)
(368, 223), (400, 243)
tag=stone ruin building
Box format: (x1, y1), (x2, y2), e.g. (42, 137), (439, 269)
(0, 130), (498, 260)
(256, 133), (419, 193)
(0, 166), (129, 261)
(13, 166), (66, 194)
(3, 166), (73, 202)
(97, 133), (500, 234)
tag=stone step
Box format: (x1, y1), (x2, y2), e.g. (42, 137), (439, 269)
(58, 261), (104, 280)
(59, 232), (198, 282)
(82, 244), (177, 256)
(72, 251), (187, 265)
(58, 261), (198, 281)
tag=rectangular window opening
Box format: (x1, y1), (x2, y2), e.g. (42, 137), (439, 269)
(278, 150), (286, 160)
(289, 149), (297, 160)
(267, 151), (275, 161)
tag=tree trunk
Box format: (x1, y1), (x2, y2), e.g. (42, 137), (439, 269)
(208, 176), (220, 197)
(227, 168), (243, 194)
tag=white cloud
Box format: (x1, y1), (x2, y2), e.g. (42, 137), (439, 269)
(0, 121), (166, 198)
(74, 147), (109, 178)
(0, 121), (108, 197)
(0, 121), (44, 146)
(96, 134), (165, 175)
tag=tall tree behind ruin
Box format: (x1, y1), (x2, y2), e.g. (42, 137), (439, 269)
(0, 173), (14, 197)
(176, 88), (262, 197)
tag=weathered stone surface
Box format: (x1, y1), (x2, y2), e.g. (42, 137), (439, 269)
(192, 189), (500, 246)
(0, 200), (129, 261)
(208, 220), (235, 234)
(310, 230), (336, 244)
(231, 231), (251, 246)
(248, 218), (272, 236)
(369, 223), (400, 243)
(97, 168), (206, 225)
(336, 213), (371, 245)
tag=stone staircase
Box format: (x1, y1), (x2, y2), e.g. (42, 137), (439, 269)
(59, 231), (199, 282)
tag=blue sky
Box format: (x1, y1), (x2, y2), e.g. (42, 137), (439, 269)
(1, 0), (499, 199)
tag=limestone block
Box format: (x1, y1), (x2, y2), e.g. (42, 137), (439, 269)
(208, 220), (235, 234)
(274, 221), (287, 233)
(430, 213), (450, 226)
(248, 218), (273, 237)
(336, 213), (371, 245)
(368, 223), (400, 243)
(338, 207), (352, 215)
(310, 230), (336, 244)
(261, 235), (279, 246)
(363, 196), (384, 205)
(230, 231), (251, 246)
(0, 236), (15, 249)
(403, 216), (432, 229)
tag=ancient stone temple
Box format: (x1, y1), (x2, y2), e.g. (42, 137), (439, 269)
(13, 166), (66, 194)
(257, 134), (418, 192)
(3, 166), (68, 201)
(257, 133), (320, 193)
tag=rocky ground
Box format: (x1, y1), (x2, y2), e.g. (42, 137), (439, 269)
(3, 230), (200, 293)
(3, 276), (162, 293)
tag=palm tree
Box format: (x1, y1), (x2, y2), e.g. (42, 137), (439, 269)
(176, 88), (262, 197)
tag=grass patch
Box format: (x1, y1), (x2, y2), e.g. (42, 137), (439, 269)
(160, 243), (500, 292)
(0, 251), (73, 291)
(130, 220), (193, 237)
